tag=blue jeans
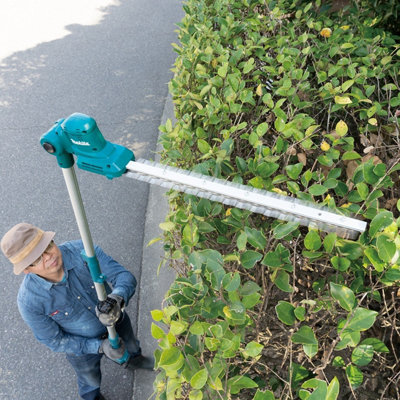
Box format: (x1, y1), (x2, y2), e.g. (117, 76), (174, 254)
(66, 312), (141, 400)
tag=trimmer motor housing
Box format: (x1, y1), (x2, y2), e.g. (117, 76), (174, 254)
(40, 113), (134, 179)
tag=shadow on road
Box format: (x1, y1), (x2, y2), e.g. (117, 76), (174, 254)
(0, 0), (181, 399)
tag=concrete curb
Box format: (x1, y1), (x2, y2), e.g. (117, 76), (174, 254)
(132, 92), (176, 400)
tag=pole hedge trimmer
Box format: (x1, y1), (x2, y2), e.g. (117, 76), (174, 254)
(40, 112), (367, 362)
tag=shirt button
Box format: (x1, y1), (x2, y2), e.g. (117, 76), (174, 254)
(88, 307), (91, 310)
(91, 286), (95, 289)
(65, 312), (69, 316)
(77, 296), (81, 300)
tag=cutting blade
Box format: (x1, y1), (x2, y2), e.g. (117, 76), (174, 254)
(125, 159), (367, 239)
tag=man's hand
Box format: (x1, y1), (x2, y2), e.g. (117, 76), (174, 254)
(96, 294), (124, 326)
(99, 338), (127, 363)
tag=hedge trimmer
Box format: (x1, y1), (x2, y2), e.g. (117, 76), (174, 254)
(40, 113), (367, 360)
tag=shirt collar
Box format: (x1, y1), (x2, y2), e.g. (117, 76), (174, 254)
(59, 245), (78, 272)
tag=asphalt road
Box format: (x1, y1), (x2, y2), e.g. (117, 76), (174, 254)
(0, 1), (182, 399)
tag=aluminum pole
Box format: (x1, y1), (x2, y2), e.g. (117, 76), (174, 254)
(61, 166), (118, 341)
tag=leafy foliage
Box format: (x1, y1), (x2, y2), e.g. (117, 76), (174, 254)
(154, 0), (400, 399)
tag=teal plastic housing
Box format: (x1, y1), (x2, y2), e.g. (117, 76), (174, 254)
(40, 113), (135, 179)
(80, 251), (106, 284)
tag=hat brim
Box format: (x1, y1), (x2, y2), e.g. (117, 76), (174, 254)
(13, 231), (56, 275)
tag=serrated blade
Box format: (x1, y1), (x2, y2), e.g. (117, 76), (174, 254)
(125, 159), (367, 239)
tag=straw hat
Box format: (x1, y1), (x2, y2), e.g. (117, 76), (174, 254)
(1, 223), (55, 275)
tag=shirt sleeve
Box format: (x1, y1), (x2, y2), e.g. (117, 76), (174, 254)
(94, 245), (137, 306)
(17, 299), (102, 356)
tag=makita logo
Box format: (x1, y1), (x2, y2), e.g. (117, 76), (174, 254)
(71, 139), (90, 146)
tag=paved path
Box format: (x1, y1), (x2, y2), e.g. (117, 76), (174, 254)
(0, 1), (182, 399)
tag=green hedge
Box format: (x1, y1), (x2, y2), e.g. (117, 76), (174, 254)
(153, 1), (400, 399)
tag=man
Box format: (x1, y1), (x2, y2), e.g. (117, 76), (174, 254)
(1, 222), (153, 400)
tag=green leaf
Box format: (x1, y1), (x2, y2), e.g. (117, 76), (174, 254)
(242, 292), (261, 309)
(273, 222), (299, 239)
(292, 325), (318, 345)
(222, 272), (241, 291)
(257, 122), (269, 137)
(369, 211), (394, 237)
(356, 182), (369, 200)
(323, 233), (337, 252)
(244, 227), (267, 250)
(228, 375), (258, 394)
(295, 306), (306, 321)
(286, 163), (304, 180)
(159, 347), (184, 371)
(183, 223), (199, 247)
(335, 95), (352, 105)
(377, 234), (396, 262)
(327, 376), (340, 400)
(236, 231), (247, 251)
(257, 162), (279, 178)
(383, 267), (400, 282)
(342, 151), (361, 161)
(159, 221), (175, 231)
(332, 356), (345, 367)
(290, 363), (311, 389)
(304, 230), (322, 251)
(190, 368), (208, 390)
(170, 320), (188, 335)
(360, 338), (389, 353)
(243, 57), (255, 74)
(301, 378), (327, 399)
(381, 56), (392, 65)
(274, 118), (286, 132)
(240, 281), (261, 296)
(364, 247), (386, 272)
(210, 324), (224, 338)
(292, 326), (318, 357)
(243, 341), (264, 358)
(189, 321), (205, 335)
(275, 301), (296, 325)
(218, 63), (228, 78)
(189, 390), (203, 400)
(331, 256), (351, 272)
(342, 80), (354, 92)
(330, 282), (356, 311)
(336, 120), (349, 136)
(253, 390), (276, 400)
(197, 139), (211, 154)
(263, 243), (291, 268)
(309, 184), (328, 196)
(272, 270), (293, 292)
(346, 365), (363, 389)
(336, 326), (361, 350)
(151, 323), (165, 339)
(151, 309), (164, 321)
(351, 344), (374, 366)
(345, 307), (378, 332)
(240, 250), (262, 269)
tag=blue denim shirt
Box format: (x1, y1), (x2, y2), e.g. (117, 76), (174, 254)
(17, 240), (137, 356)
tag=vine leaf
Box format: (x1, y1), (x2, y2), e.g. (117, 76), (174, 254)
(351, 344), (374, 366)
(292, 326), (318, 358)
(346, 365), (364, 389)
(275, 301), (296, 325)
(190, 368), (208, 390)
(330, 282), (356, 311)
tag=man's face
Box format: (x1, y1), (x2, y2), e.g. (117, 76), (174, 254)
(24, 241), (63, 282)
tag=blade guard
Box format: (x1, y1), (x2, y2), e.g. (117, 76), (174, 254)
(40, 113), (134, 179)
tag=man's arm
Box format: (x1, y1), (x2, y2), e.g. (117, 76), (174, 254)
(18, 301), (102, 356)
(94, 245), (137, 306)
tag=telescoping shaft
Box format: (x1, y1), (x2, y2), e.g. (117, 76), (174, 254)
(61, 166), (129, 364)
